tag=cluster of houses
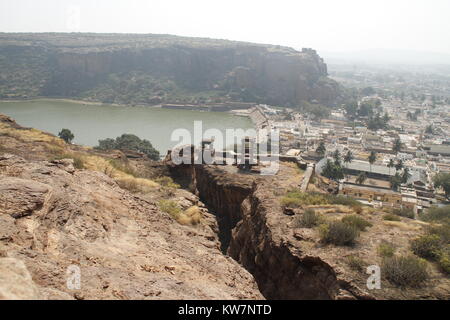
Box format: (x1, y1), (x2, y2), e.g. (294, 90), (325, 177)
(245, 97), (449, 215)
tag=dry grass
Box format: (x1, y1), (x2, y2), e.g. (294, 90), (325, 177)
(382, 220), (422, 231)
(51, 152), (86, 169)
(346, 255), (366, 272)
(159, 201), (202, 226)
(383, 255), (428, 288)
(319, 221), (359, 246)
(78, 154), (158, 193)
(179, 206), (202, 225)
(377, 242), (396, 257)
(0, 123), (65, 147)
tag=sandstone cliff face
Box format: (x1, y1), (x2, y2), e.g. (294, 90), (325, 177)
(0, 33), (342, 106)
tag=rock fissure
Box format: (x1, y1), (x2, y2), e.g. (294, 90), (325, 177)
(170, 163), (373, 300)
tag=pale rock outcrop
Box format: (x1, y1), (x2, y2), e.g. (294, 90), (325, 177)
(0, 258), (41, 299)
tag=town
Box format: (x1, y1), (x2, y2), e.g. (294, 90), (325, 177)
(222, 88), (450, 218)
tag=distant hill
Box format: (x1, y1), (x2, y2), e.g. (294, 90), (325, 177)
(0, 33), (343, 107)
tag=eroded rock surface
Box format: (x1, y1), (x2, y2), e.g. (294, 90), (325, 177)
(0, 154), (262, 299)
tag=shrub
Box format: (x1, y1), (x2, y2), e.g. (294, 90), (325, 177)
(420, 206), (450, 225)
(58, 128), (74, 144)
(109, 159), (138, 177)
(319, 221), (359, 246)
(158, 200), (182, 220)
(280, 197), (302, 208)
(158, 203), (202, 226)
(296, 209), (321, 228)
(347, 256), (366, 272)
(330, 195), (362, 207)
(393, 207), (415, 219)
(383, 213), (401, 221)
(382, 255), (428, 288)
(179, 206), (202, 225)
(426, 225), (450, 244)
(411, 234), (442, 260)
(438, 251), (450, 274)
(155, 176), (180, 189)
(281, 190), (327, 207)
(281, 190), (362, 208)
(116, 178), (140, 193)
(96, 133), (160, 160)
(377, 242), (395, 258)
(352, 205), (363, 214)
(342, 215), (372, 231)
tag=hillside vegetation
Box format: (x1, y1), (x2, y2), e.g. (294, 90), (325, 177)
(0, 33), (342, 107)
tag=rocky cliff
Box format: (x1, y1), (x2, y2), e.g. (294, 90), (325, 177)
(0, 33), (342, 106)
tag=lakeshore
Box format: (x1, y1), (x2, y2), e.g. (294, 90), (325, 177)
(0, 99), (253, 153)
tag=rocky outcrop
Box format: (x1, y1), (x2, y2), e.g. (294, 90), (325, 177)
(0, 258), (42, 299)
(0, 33), (343, 106)
(228, 183), (371, 300)
(0, 153), (262, 299)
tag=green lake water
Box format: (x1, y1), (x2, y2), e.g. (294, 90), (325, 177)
(0, 100), (253, 154)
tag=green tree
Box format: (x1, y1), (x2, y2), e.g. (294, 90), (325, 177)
(302, 101), (331, 120)
(390, 173), (403, 191)
(383, 112), (390, 126)
(425, 125), (434, 135)
(344, 100), (358, 119)
(322, 159), (334, 179)
(58, 128), (74, 144)
(322, 159), (344, 182)
(344, 150), (354, 167)
(387, 158), (395, 175)
(392, 138), (402, 154)
(356, 172), (367, 185)
(358, 102), (374, 117)
(368, 151), (377, 173)
(433, 173), (450, 199)
(401, 167), (411, 184)
(332, 149), (341, 166)
(316, 141), (326, 157)
(395, 159), (404, 172)
(96, 134), (160, 160)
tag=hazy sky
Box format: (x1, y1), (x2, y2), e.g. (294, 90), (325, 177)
(1, 0), (449, 54)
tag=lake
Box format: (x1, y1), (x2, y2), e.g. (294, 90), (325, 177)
(0, 100), (254, 154)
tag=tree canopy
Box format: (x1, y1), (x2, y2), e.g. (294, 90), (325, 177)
(96, 134), (160, 160)
(322, 159), (344, 181)
(433, 173), (450, 199)
(316, 141), (326, 156)
(58, 128), (74, 144)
